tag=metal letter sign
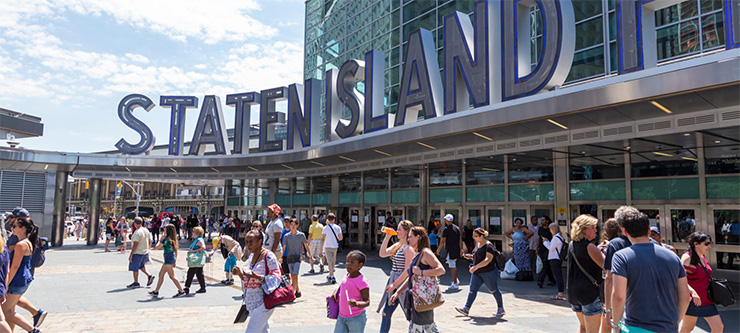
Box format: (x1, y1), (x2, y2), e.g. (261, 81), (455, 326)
(615, 0), (683, 73)
(226, 92), (260, 154)
(287, 79), (321, 149)
(160, 96), (198, 156)
(444, 0), (489, 114)
(335, 59), (365, 138)
(395, 29), (444, 127)
(115, 94), (156, 155)
(502, 0), (575, 101)
(259, 87), (288, 152)
(188, 95), (229, 155)
(363, 50), (393, 134)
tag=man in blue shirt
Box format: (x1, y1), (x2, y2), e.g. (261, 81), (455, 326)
(610, 207), (689, 333)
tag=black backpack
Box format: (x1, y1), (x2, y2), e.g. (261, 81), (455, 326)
(555, 234), (568, 261)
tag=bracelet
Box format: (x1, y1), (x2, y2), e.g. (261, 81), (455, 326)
(610, 320), (618, 328)
(604, 308), (612, 313)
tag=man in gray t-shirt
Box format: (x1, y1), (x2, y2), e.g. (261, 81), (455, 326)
(610, 208), (688, 333)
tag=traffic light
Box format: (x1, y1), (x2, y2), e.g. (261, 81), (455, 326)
(85, 181), (89, 189)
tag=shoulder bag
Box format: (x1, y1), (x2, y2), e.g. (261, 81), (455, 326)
(490, 243), (506, 272)
(569, 241), (600, 286)
(698, 259), (735, 306)
(187, 237), (206, 268)
(263, 252), (296, 309)
(410, 252), (445, 312)
(328, 224), (341, 253)
(326, 286), (340, 319)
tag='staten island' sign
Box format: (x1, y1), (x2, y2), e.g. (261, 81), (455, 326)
(115, 0), (739, 156)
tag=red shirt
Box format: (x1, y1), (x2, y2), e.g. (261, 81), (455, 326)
(684, 254), (713, 306)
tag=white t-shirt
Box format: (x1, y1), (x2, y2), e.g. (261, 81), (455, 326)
(322, 224), (342, 249)
(264, 218), (284, 250)
(162, 217), (170, 227)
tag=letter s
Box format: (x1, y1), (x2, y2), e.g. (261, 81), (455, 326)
(115, 94), (156, 155)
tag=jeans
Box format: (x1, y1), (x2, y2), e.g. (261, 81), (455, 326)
(549, 259), (564, 293)
(334, 311), (366, 333)
(528, 249), (537, 272)
(464, 269), (503, 310)
(380, 295), (400, 333)
(245, 303), (275, 333)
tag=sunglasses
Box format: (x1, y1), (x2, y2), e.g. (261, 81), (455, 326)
(703, 241), (711, 246)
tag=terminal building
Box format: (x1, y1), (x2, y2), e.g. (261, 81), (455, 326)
(0, 0), (738, 282)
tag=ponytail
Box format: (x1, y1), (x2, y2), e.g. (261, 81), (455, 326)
(16, 217), (38, 251)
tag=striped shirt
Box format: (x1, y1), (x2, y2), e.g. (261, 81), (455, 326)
(391, 244), (408, 272)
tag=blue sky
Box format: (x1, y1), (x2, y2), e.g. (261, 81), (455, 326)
(0, 0), (306, 153)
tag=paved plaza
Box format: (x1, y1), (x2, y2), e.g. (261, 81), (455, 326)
(21, 237), (739, 333)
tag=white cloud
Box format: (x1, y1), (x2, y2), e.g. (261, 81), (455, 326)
(57, 0), (276, 43)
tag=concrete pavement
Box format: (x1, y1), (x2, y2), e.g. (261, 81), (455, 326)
(20, 236), (738, 332)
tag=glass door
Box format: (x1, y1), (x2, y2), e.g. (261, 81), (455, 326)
(709, 206), (740, 273)
(666, 205), (700, 253)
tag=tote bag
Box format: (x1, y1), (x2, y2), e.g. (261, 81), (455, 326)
(187, 237), (206, 268)
(410, 253), (445, 312)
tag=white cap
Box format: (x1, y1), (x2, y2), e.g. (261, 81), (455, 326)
(444, 214), (454, 222)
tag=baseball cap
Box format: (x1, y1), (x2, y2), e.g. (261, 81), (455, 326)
(650, 226), (660, 234)
(11, 207), (29, 218)
(268, 204), (281, 215)
(444, 214), (454, 222)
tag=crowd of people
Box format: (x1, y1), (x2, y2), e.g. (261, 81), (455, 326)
(100, 203), (730, 333)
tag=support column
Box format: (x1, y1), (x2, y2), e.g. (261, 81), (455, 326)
(52, 171), (69, 247)
(87, 178), (102, 245)
(553, 149), (570, 228)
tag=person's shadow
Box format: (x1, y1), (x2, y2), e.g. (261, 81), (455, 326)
(107, 287), (136, 293)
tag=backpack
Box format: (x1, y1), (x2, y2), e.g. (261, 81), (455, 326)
(555, 235), (568, 261)
(31, 237), (49, 268)
(491, 244), (505, 272)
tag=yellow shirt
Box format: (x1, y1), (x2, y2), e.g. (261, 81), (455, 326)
(308, 222), (324, 240)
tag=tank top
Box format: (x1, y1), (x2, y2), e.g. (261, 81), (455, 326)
(512, 227), (526, 242)
(163, 238), (174, 253)
(9, 249), (33, 288)
(391, 244), (407, 272)
(566, 239), (603, 305)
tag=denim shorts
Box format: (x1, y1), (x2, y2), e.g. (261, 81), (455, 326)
(446, 254), (457, 268)
(164, 252), (176, 265)
(128, 254), (148, 271)
(7, 283), (30, 295)
(570, 298), (602, 316)
(288, 262), (301, 275)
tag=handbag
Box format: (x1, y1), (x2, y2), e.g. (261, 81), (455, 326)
(326, 287), (340, 319)
(410, 253), (445, 312)
(698, 260), (735, 306)
(262, 252), (296, 309)
(187, 238), (206, 268)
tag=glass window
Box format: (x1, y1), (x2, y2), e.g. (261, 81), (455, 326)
(466, 156), (505, 185)
(391, 166), (419, 188)
(403, 0), (437, 22)
(570, 148), (625, 180)
(706, 177), (740, 199)
(671, 209), (697, 243)
(364, 169), (388, 190)
(575, 17), (604, 50)
(487, 209), (503, 235)
(228, 179), (242, 197)
(573, 0), (602, 22)
(508, 152), (553, 183)
(339, 172), (362, 192)
(570, 181), (626, 201)
(714, 209), (740, 245)
(277, 178), (291, 195)
(509, 184), (554, 202)
(256, 179), (269, 196)
(631, 178), (700, 200)
(294, 177), (310, 195)
(655, 0), (725, 61)
(566, 46), (606, 82)
(701, 12), (725, 50)
(313, 175), (332, 193)
(716, 252), (740, 270)
(631, 149), (698, 177)
(429, 160), (463, 187)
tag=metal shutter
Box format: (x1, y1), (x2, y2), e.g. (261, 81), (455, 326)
(0, 171), (23, 212)
(21, 172), (46, 213)
(0, 171), (47, 213)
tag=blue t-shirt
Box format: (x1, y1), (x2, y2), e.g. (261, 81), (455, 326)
(611, 243), (686, 333)
(280, 228), (291, 258)
(429, 233), (438, 246)
(603, 235), (631, 271)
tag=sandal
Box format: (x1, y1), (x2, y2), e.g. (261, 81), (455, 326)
(550, 295), (565, 300)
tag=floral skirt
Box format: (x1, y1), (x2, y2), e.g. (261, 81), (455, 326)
(513, 241), (531, 272)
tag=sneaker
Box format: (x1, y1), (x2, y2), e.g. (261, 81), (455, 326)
(173, 291), (186, 298)
(537, 281), (543, 288)
(147, 275), (156, 286)
(448, 283), (459, 291)
(308, 268), (315, 274)
(547, 281), (556, 286)
(326, 274), (332, 281)
(126, 282), (140, 288)
(320, 264), (325, 273)
(29, 329), (41, 333)
(454, 307), (469, 316)
(33, 309), (47, 327)
(183, 288), (190, 295)
(496, 308), (506, 317)
(220, 279), (230, 284)
(295, 291), (302, 298)
(331, 276), (337, 284)
(195, 289), (207, 294)
(225, 280), (234, 286)
(148, 291), (159, 296)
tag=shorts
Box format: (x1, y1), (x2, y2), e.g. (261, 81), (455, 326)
(288, 262), (301, 275)
(106, 233), (113, 241)
(164, 252), (176, 265)
(685, 302), (719, 317)
(446, 254), (457, 268)
(570, 298), (602, 316)
(325, 248), (338, 265)
(266, 245), (283, 259)
(129, 254), (149, 271)
(224, 254), (237, 273)
(7, 283), (30, 295)
(309, 240), (322, 258)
